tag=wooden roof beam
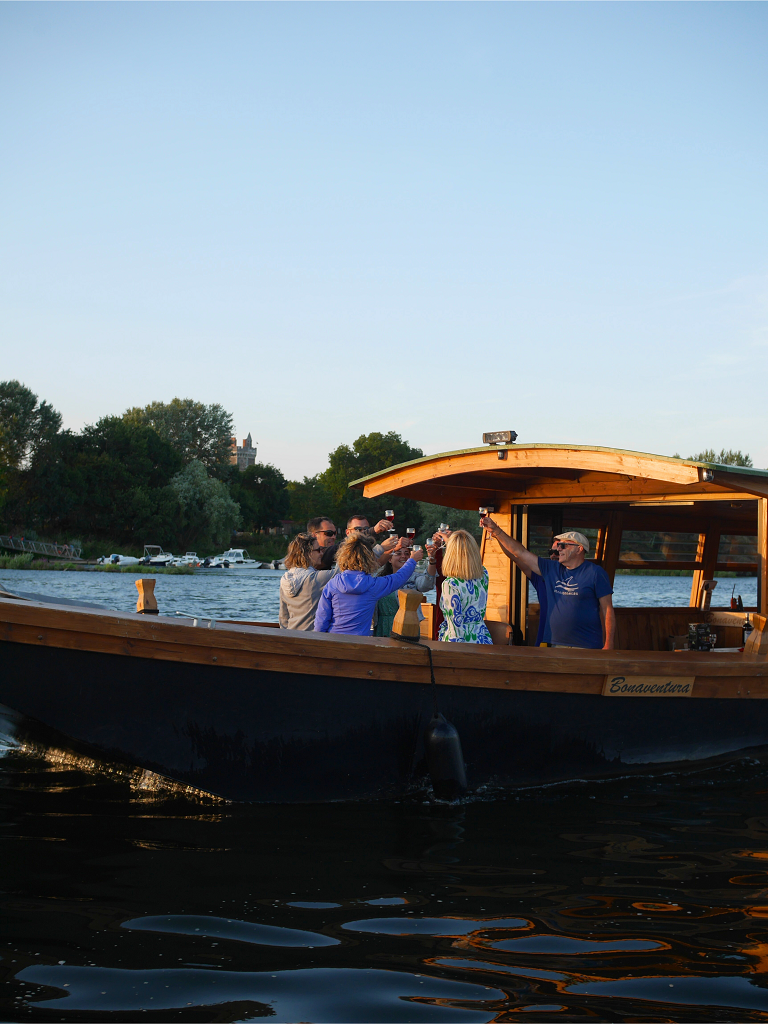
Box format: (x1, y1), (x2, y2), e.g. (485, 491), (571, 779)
(355, 446), (705, 499)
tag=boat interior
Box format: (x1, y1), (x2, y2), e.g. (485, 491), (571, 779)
(353, 443), (768, 653)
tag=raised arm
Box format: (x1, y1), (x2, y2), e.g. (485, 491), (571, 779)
(480, 516), (541, 576)
(370, 556), (419, 598)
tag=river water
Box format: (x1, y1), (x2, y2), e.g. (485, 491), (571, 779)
(2, 569), (766, 1022)
(0, 568), (758, 620)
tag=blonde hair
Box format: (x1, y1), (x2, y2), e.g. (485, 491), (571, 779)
(284, 533), (316, 570)
(442, 529), (483, 580)
(336, 533), (378, 574)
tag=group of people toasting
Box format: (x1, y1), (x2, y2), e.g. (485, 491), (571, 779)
(279, 508), (615, 650)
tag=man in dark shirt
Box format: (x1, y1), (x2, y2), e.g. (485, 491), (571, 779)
(480, 518), (616, 649)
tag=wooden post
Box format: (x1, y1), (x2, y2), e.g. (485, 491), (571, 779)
(392, 589), (423, 640)
(509, 505), (529, 642)
(758, 499), (768, 616)
(135, 578), (158, 615)
(690, 521), (721, 609)
(419, 603), (435, 640)
(600, 510), (624, 586)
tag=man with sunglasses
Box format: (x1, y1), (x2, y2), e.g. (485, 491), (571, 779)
(480, 518), (615, 650)
(307, 517), (338, 549)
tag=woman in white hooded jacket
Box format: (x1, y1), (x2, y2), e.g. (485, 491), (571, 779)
(279, 534), (337, 630)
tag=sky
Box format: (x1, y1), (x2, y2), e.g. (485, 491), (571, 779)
(1, 1), (767, 479)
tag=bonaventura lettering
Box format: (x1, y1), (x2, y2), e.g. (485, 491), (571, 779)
(601, 674), (695, 697)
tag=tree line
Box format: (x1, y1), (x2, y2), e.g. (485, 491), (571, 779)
(0, 381), (453, 554)
(3, 380), (752, 556)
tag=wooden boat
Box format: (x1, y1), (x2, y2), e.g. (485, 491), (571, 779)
(2, 441), (768, 803)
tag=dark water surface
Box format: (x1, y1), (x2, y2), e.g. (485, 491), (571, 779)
(4, 732), (768, 1022)
(1, 571), (765, 1020)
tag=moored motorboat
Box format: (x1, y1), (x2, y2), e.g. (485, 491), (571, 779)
(170, 552), (201, 568)
(96, 553), (141, 566)
(141, 545), (175, 567)
(205, 548), (262, 569)
(1, 441), (768, 803)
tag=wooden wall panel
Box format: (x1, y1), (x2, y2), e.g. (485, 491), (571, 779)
(482, 511), (512, 623)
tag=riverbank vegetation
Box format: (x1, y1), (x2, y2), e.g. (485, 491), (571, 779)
(1, 380), (757, 562)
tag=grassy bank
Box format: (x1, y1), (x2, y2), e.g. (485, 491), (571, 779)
(0, 553), (192, 574)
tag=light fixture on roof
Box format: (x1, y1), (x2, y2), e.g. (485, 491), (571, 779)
(484, 431), (516, 459)
(701, 469), (715, 482)
(483, 431), (517, 445)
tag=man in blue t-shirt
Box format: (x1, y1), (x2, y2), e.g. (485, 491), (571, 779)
(480, 518), (616, 649)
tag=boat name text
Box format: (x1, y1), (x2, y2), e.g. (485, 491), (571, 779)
(602, 675), (695, 697)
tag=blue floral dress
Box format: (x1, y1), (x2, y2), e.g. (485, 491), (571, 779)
(438, 569), (493, 644)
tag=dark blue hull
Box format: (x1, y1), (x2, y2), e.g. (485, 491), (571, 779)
(3, 640), (768, 801)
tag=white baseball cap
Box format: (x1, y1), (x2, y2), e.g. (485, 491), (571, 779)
(554, 530), (590, 553)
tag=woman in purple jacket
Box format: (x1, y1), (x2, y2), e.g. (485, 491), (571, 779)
(314, 532), (419, 635)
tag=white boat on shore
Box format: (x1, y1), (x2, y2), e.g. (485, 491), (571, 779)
(171, 552), (202, 568)
(142, 545), (175, 567)
(96, 553), (141, 567)
(205, 548), (262, 569)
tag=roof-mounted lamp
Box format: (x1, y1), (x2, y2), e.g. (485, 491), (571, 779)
(483, 430), (517, 460)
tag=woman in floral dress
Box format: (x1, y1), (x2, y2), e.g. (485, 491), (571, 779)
(437, 529), (493, 644)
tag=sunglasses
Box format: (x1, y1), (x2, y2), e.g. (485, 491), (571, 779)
(317, 529), (337, 537)
(552, 541), (579, 550)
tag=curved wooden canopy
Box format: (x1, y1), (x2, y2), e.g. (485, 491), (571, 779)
(351, 443), (768, 509)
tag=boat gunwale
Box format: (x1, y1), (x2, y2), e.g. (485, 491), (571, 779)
(2, 596), (768, 697)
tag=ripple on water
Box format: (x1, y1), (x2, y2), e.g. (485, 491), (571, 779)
(343, 916), (527, 936)
(488, 935), (664, 954)
(18, 965), (504, 1022)
(122, 914), (339, 947)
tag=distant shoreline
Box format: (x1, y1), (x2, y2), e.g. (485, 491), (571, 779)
(0, 558), (192, 575)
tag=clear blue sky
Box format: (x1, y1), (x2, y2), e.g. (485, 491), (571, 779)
(2, 2), (766, 478)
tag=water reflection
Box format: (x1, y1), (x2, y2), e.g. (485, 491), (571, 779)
(4, 724), (768, 1021)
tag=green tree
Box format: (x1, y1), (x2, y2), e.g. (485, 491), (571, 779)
(417, 502), (483, 543)
(674, 449), (754, 467)
(123, 398), (234, 476)
(286, 475), (336, 528)
(0, 380), (61, 468)
(228, 463), (289, 532)
(5, 417), (184, 548)
(319, 431), (424, 529)
(170, 460), (241, 551)
(690, 449), (753, 467)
